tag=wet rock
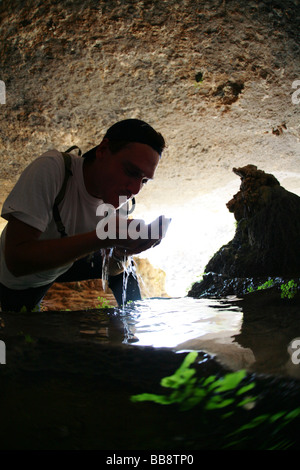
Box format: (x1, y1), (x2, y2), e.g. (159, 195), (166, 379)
(134, 257), (169, 299)
(189, 165), (300, 298)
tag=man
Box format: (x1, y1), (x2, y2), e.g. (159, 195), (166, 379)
(0, 119), (166, 311)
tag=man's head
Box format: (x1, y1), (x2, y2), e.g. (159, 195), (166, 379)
(83, 119), (165, 208)
(103, 118), (165, 157)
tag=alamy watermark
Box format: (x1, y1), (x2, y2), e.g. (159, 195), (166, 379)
(292, 80), (300, 105)
(0, 80), (5, 104)
(0, 340), (6, 364)
(96, 196), (171, 241)
(288, 338), (300, 365)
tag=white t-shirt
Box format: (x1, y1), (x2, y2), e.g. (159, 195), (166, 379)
(0, 149), (103, 289)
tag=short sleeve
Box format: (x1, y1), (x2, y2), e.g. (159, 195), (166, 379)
(1, 150), (65, 232)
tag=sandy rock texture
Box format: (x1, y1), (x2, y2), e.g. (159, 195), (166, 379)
(0, 0), (299, 303)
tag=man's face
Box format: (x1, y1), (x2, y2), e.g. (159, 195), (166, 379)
(92, 140), (160, 208)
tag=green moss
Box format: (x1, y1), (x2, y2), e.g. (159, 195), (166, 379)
(96, 296), (113, 309)
(131, 352), (300, 449)
(247, 279), (298, 300)
(281, 280), (298, 299)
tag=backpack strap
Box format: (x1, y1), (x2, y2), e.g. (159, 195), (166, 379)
(65, 145), (82, 156)
(53, 152), (73, 238)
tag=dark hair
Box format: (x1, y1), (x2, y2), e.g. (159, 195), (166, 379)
(83, 119), (165, 162)
(104, 119), (165, 156)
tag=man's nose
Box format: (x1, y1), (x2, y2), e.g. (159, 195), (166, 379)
(127, 178), (143, 196)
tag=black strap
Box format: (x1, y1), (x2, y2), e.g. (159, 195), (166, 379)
(53, 152), (73, 238)
(65, 145), (82, 156)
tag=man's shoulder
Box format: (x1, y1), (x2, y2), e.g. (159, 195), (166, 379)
(36, 149), (63, 163)
(17, 149), (66, 189)
(25, 149), (81, 189)
(40, 149), (62, 157)
(36, 149), (80, 167)
(30, 149), (66, 175)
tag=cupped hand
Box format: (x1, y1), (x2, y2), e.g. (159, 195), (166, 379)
(96, 213), (171, 255)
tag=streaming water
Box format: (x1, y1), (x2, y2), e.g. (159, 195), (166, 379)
(100, 247), (112, 293)
(101, 248), (134, 309)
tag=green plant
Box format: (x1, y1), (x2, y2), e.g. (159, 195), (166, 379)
(131, 352), (255, 412)
(131, 352), (300, 449)
(18, 331), (36, 344)
(226, 407), (300, 450)
(257, 279), (274, 290)
(96, 296), (112, 309)
(24, 334), (35, 344)
(281, 280), (298, 299)
(19, 304), (40, 313)
(247, 279), (298, 300)
(247, 279), (274, 293)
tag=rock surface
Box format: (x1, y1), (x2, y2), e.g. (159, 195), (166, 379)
(188, 165), (300, 298)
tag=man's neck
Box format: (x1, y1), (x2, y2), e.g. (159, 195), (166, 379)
(82, 157), (103, 200)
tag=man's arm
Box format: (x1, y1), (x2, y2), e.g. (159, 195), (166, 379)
(4, 216), (162, 277)
(4, 216), (112, 277)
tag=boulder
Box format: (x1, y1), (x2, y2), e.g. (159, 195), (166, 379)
(189, 165), (300, 298)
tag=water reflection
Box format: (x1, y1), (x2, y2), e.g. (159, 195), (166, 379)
(120, 297), (255, 372)
(117, 296), (300, 379)
(121, 297), (241, 346)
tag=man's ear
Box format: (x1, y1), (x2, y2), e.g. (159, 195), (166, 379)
(96, 138), (110, 159)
